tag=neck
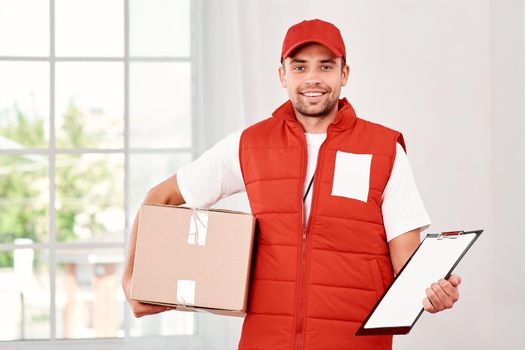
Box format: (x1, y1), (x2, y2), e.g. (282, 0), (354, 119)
(294, 104), (338, 134)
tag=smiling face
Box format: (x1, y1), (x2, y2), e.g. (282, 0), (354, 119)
(279, 43), (349, 119)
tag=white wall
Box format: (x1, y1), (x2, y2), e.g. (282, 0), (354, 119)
(490, 0), (525, 348)
(197, 1), (524, 349)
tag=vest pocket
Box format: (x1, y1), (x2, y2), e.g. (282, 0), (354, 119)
(367, 257), (385, 300)
(331, 151), (372, 202)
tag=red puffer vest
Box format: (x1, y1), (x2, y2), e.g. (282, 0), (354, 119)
(238, 98), (405, 350)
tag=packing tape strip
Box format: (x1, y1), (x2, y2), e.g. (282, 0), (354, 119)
(176, 279), (196, 306)
(188, 209), (208, 246)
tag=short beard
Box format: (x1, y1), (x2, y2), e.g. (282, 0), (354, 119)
(293, 94), (338, 118)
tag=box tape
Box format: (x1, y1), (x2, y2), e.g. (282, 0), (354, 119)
(176, 279), (196, 305)
(188, 209), (208, 246)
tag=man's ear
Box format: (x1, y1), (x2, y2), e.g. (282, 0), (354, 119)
(341, 64), (350, 87)
(278, 65), (287, 88)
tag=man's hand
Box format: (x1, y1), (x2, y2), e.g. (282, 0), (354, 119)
(423, 274), (461, 313)
(122, 273), (172, 318)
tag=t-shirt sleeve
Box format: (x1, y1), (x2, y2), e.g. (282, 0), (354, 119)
(381, 143), (431, 242)
(176, 130), (245, 208)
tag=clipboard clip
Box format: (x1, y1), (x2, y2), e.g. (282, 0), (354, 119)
(437, 230), (464, 240)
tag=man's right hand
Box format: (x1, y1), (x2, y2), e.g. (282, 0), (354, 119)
(122, 273), (172, 318)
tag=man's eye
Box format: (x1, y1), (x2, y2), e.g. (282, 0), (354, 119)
(293, 66), (305, 71)
(321, 65), (333, 71)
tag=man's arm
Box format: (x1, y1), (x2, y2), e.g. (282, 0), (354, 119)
(388, 228), (420, 276)
(388, 228), (461, 313)
(122, 174), (185, 318)
(121, 130), (244, 317)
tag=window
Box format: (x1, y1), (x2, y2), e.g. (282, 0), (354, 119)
(0, 0), (199, 347)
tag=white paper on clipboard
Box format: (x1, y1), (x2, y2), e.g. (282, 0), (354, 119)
(356, 229), (482, 335)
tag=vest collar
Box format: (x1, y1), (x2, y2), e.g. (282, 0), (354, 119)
(272, 97), (357, 130)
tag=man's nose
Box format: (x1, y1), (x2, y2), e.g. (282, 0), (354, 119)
(304, 71), (321, 85)
(304, 76), (322, 85)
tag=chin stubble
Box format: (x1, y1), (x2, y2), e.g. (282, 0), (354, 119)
(294, 94), (337, 118)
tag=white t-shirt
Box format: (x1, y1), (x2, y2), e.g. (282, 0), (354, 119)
(177, 130), (431, 242)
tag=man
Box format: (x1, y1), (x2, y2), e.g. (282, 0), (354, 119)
(122, 19), (461, 349)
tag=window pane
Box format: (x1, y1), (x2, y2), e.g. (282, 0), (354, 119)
(55, 0), (123, 57)
(55, 62), (124, 149)
(130, 62), (191, 148)
(0, 0), (49, 56)
(129, 153), (192, 215)
(0, 155), (48, 244)
(0, 62), (49, 148)
(55, 248), (124, 339)
(55, 154), (124, 243)
(0, 248), (50, 340)
(130, 0), (190, 57)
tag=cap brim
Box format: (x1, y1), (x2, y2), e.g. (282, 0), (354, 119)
(282, 39), (344, 61)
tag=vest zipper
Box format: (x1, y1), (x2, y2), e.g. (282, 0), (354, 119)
(294, 126), (330, 350)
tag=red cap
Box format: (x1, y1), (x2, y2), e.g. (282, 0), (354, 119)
(281, 19), (346, 62)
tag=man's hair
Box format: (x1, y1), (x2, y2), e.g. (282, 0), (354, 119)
(280, 57), (347, 72)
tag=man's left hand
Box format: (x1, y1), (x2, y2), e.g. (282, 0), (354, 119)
(422, 274), (461, 313)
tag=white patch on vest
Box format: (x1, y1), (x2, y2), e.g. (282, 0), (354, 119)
(331, 151), (372, 202)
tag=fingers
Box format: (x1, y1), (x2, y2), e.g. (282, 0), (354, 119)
(423, 277), (461, 313)
(432, 281), (454, 309)
(131, 300), (171, 318)
(439, 278), (459, 303)
(425, 285), (444, 312)
(422, 297), (436, 313)
(122, 278), (172, 318)
(448, 274), (462, 287)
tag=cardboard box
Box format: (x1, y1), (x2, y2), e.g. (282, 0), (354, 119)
(130, 204), (255, 317)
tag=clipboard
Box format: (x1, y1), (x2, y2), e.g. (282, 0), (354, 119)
(355, 229), (483, 336)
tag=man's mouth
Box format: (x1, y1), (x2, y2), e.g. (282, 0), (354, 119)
(300, 90), (328, 102)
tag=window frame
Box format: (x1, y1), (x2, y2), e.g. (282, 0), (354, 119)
(0, 0), (204, 347)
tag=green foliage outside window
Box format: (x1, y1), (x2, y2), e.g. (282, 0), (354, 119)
(0, 100), (120, 267)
